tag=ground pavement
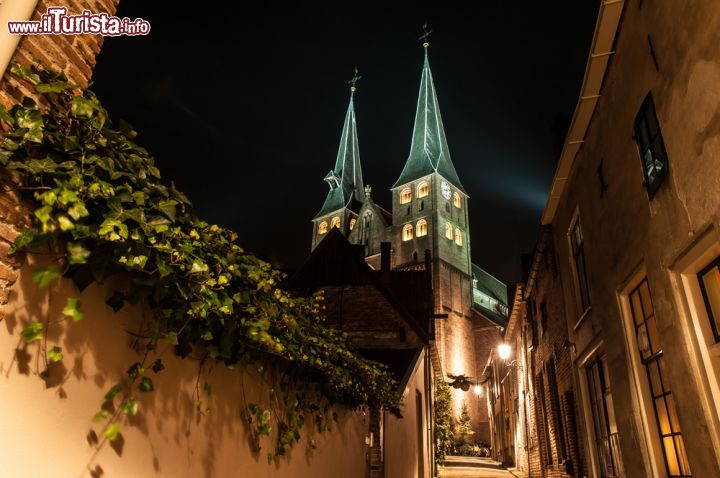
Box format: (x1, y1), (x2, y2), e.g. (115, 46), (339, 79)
(437, 456), (528, 478)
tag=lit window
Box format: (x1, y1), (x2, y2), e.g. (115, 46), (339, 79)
(455, 228), (462, 246)
(634, 92), (669, 199)
(402, 224), (414, 241)
(330, 217), (341, 229)
(400, 188), (412, 204)
(698, 258), (720, 344)
(349, 218), (356, 231)
(318, 221), (328, 235)
(417, 181), (429, 198)
(445, 222), (453, 240)
(629, 279), (691, 477)
(453, 192), (461, 208)
(416, 219), (427, 237)
(570, 218), (590, 313)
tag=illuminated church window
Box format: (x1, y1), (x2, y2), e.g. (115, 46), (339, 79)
(445, 222), (453, 240)
(403, 224), (414, 241)
(453, 192), (461, 208)
(349, 218), (356, 230)
(455, 227), (462, 246)
(417, 181), (429, 198)
(318, 221), (328, 235)
(331, 217), (341, 229)
(400, 188), (412, 204)
(416, 219), (427, 237)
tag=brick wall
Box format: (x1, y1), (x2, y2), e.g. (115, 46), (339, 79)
(0, 0), (118, 318)
(0, 0), (118, 107)
(525, 231), (585, 478)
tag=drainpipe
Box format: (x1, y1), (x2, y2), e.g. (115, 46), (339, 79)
(0, 0), (40, 81)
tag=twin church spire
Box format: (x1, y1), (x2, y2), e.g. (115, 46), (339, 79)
(315, 40), (463, 220)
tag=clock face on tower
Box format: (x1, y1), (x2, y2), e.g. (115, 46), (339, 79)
(441, 180), (451, 200)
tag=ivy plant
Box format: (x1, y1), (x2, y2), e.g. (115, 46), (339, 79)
(0, 64), (401, 460)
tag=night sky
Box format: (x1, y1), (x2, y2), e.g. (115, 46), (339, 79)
(91, 2), (599, 284)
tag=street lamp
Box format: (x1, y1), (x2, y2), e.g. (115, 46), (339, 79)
(498, 343), (511, 360)
(473, 385), (483, 396)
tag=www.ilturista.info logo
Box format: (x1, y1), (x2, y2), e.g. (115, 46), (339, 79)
(8, 7), (150, 36)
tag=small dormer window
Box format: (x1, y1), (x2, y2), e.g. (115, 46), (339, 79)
(453, 192), (461, 208)
(455, 227), (462, 246)
(403, 224), (414, 241)
(349, 218), (356, 230)
(416, 219), (427, 237)
(445, 222), (453, 240)
(318, 221), (328, 235)
(400, 188), (412, 204)
(331, 217), (341, 229)
(417, 181), (429, 198)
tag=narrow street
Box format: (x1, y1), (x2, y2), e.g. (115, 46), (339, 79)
(438, 457), (525, 478)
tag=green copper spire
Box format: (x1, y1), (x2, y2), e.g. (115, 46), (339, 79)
(315, 84), (365, 218)
(393, 47), (466, 193)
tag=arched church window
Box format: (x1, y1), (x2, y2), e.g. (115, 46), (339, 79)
(400, 188), (412, 204)
(453, 192), (461, 208)
(318, 221), (328, 235)
(403, 224), (414, 242)
(455, 227), (463, 246)
(445, 222), (453, 240)
(349, 218), (356, 230)
(416, 219), (428, 237)
(331, 217), (341, 229)
(417, 181), (429, 198)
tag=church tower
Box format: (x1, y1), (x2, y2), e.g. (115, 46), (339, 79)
(392, 41), (480, 432)
(311, 80), (365, 250)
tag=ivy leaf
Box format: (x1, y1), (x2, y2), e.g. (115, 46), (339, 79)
(32, 267), (60, 288)
(120, 396), (139, 416)
(104, 383), (123, 401)
(71, 96), (98, 119)
(92, 410), (109, 423)
(156, 199), (178, 221)
(10, 63), (40, 83)
(126, 362), (143, 379)
(68, 202), (89, 221)
(138, 377), (154, 393)
(201, 331), (213, 341)
(47, 346), (63, 363)
(10, 228), (37, 253)
(14, 108), (43, 143)
(204, 381), (212, 396)
(62, 298), (84, 322)
(0, 104), (14, 125)
(35, 81), (75, 93)
(103, 422), (120, 442)
(67, 242), (91, 265)
(20, 322), (43, 343)
(150, 359), (164, 373)
(164, 332), (178, 345)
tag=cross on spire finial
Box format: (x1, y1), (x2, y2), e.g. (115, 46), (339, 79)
(349, 67), (362, 93)
(419, 22), (433, 49)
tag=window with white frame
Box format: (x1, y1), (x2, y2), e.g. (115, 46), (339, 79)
(400, 188), (412, 204)
(416, 219), (427, 237)
(402, 224), (413, 241)
(417, 181), (429, 198)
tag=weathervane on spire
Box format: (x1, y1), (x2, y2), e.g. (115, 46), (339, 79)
(419, 22), (433, 48)
(349, 67), (362, 93)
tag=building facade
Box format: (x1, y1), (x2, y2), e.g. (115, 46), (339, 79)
(488, 0), (720, 476)
(310, 45), (508, 442)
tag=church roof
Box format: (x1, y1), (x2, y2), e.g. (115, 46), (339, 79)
(393, 49), (466, 194)
(315, 92), (365, 219)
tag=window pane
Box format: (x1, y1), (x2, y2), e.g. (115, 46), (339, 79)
(674, 435), (691, 476)
(664, 436), (680, 476)
(637, 324), (651, 360)
(648, 361), (663, 397)
(701, 265), (720, 340)
(655, 397), (671, 435)
(665, 394), (680, 433)
(631, 290), (644, 326)
(646, 317), (662, 355)
(640, 281), (654, 316)
(658, 357), (672, 394)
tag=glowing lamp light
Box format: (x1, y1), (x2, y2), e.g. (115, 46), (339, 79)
(498, 343), (512, 360)
(473, 385), (483, 396)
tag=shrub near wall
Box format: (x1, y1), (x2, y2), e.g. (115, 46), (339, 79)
(0, 65), (400, 474)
